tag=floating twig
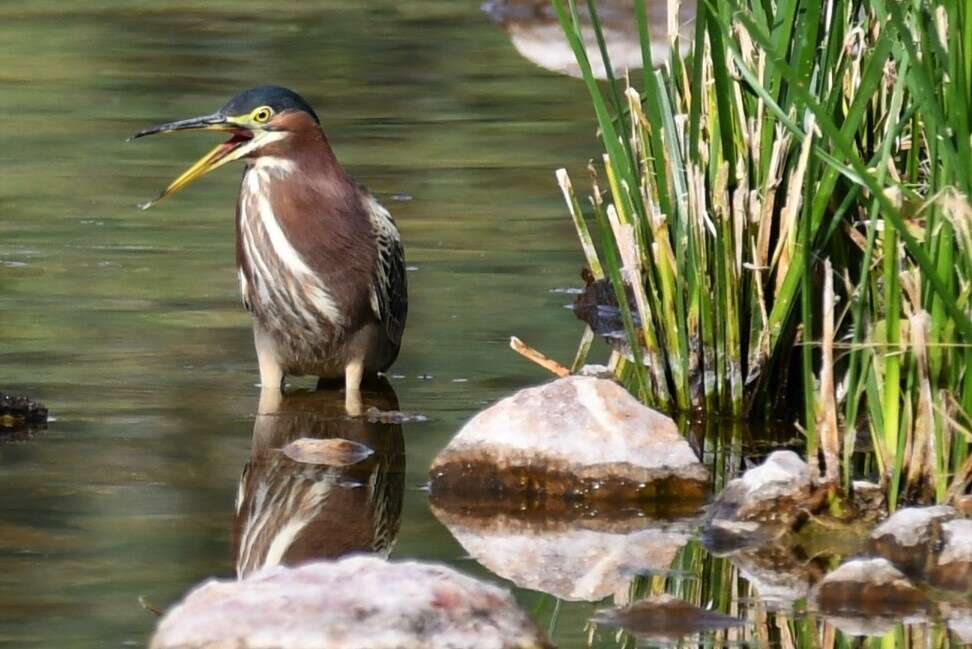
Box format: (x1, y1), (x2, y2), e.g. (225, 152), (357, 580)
(139, 595), (163, 617)
(510, 337), (571, 378)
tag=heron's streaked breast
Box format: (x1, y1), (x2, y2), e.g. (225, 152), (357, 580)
(238, 161), (344, 340)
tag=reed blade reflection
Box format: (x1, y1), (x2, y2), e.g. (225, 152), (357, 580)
(234, 383), (405, 579)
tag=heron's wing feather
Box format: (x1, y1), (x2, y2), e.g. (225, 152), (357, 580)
(364, 194), (407, 347)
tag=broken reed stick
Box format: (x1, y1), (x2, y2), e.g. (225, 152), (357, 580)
(139, 595), (162, 617)
(816, 259), (840, 485)
(509, 336), (571, 378)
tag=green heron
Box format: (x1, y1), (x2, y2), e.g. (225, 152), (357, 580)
(132, 86), (407, 414)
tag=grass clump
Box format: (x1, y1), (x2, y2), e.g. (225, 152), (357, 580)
(553, 0), (971, 507)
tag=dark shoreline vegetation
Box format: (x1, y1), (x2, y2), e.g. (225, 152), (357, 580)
(0, 391), (48, 441)
(551, 0), (971, 512)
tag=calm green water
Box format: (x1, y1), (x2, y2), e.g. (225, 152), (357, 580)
(0, 2), (962, 648)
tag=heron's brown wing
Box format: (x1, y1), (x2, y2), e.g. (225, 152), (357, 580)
(363, 194), (407, 348)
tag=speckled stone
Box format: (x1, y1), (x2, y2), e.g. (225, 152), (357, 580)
(150, 556), (551, 649)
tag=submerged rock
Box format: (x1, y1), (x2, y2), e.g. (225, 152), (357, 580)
(703, 451), (817, 551)
(430, 504), (695, 602)
(869, 505), (957, 578)
(151, 556), (551, 649)
(593, 594), (745, 642)
(429, 376), (707, 507)
(812, 558), (930, 619)
(0, 392), (48, 441)
(281, 437), (374, 466)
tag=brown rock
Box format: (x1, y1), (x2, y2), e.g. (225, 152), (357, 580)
(703, 451), (815, 552)
(925, 519), (972, 593)
(869, 505), (956, 578)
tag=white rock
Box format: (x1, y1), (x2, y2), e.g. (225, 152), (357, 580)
(728, 451), (810, 505)
(150, 556), (550, 649)
(927, 518), (972, 592)
(938, 519), (972, 566)
(430, 376), (706, 484)
(870, 505), (956, 547)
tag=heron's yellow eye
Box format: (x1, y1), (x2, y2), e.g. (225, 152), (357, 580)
(251, 106), (273, 123)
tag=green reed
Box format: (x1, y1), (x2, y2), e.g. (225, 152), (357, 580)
(552, 0), (971, 507)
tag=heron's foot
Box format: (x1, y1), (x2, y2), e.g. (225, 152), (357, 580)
(253, 322), (285, 392)
(257, 386), (282, 414)
(345, 389), (364, 417)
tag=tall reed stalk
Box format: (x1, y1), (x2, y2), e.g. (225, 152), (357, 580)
(553, 0), (971, 506)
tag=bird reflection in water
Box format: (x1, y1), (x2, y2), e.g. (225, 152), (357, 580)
(233, 381), (405, 578)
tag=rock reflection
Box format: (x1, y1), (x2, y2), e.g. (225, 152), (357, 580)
(484, 0), (696, 78)
(431, 498), (695, 601)
(234, 383), (405, 578)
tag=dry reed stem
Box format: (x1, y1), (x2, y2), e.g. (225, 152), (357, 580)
(816, 259), (840, 484)
(756, 126), (790, 272)
(509, 336), (571, 378)
(906, 310), (935, 490)
(773, 114), (816, 294)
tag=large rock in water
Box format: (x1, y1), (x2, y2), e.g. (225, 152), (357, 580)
(150, 556), (551, 649)
(429, 376), (707, 506)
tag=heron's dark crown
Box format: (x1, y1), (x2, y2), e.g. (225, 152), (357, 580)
(220, 86), (320, 124)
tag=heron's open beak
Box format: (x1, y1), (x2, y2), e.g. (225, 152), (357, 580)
(129, 112), (254, 209)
